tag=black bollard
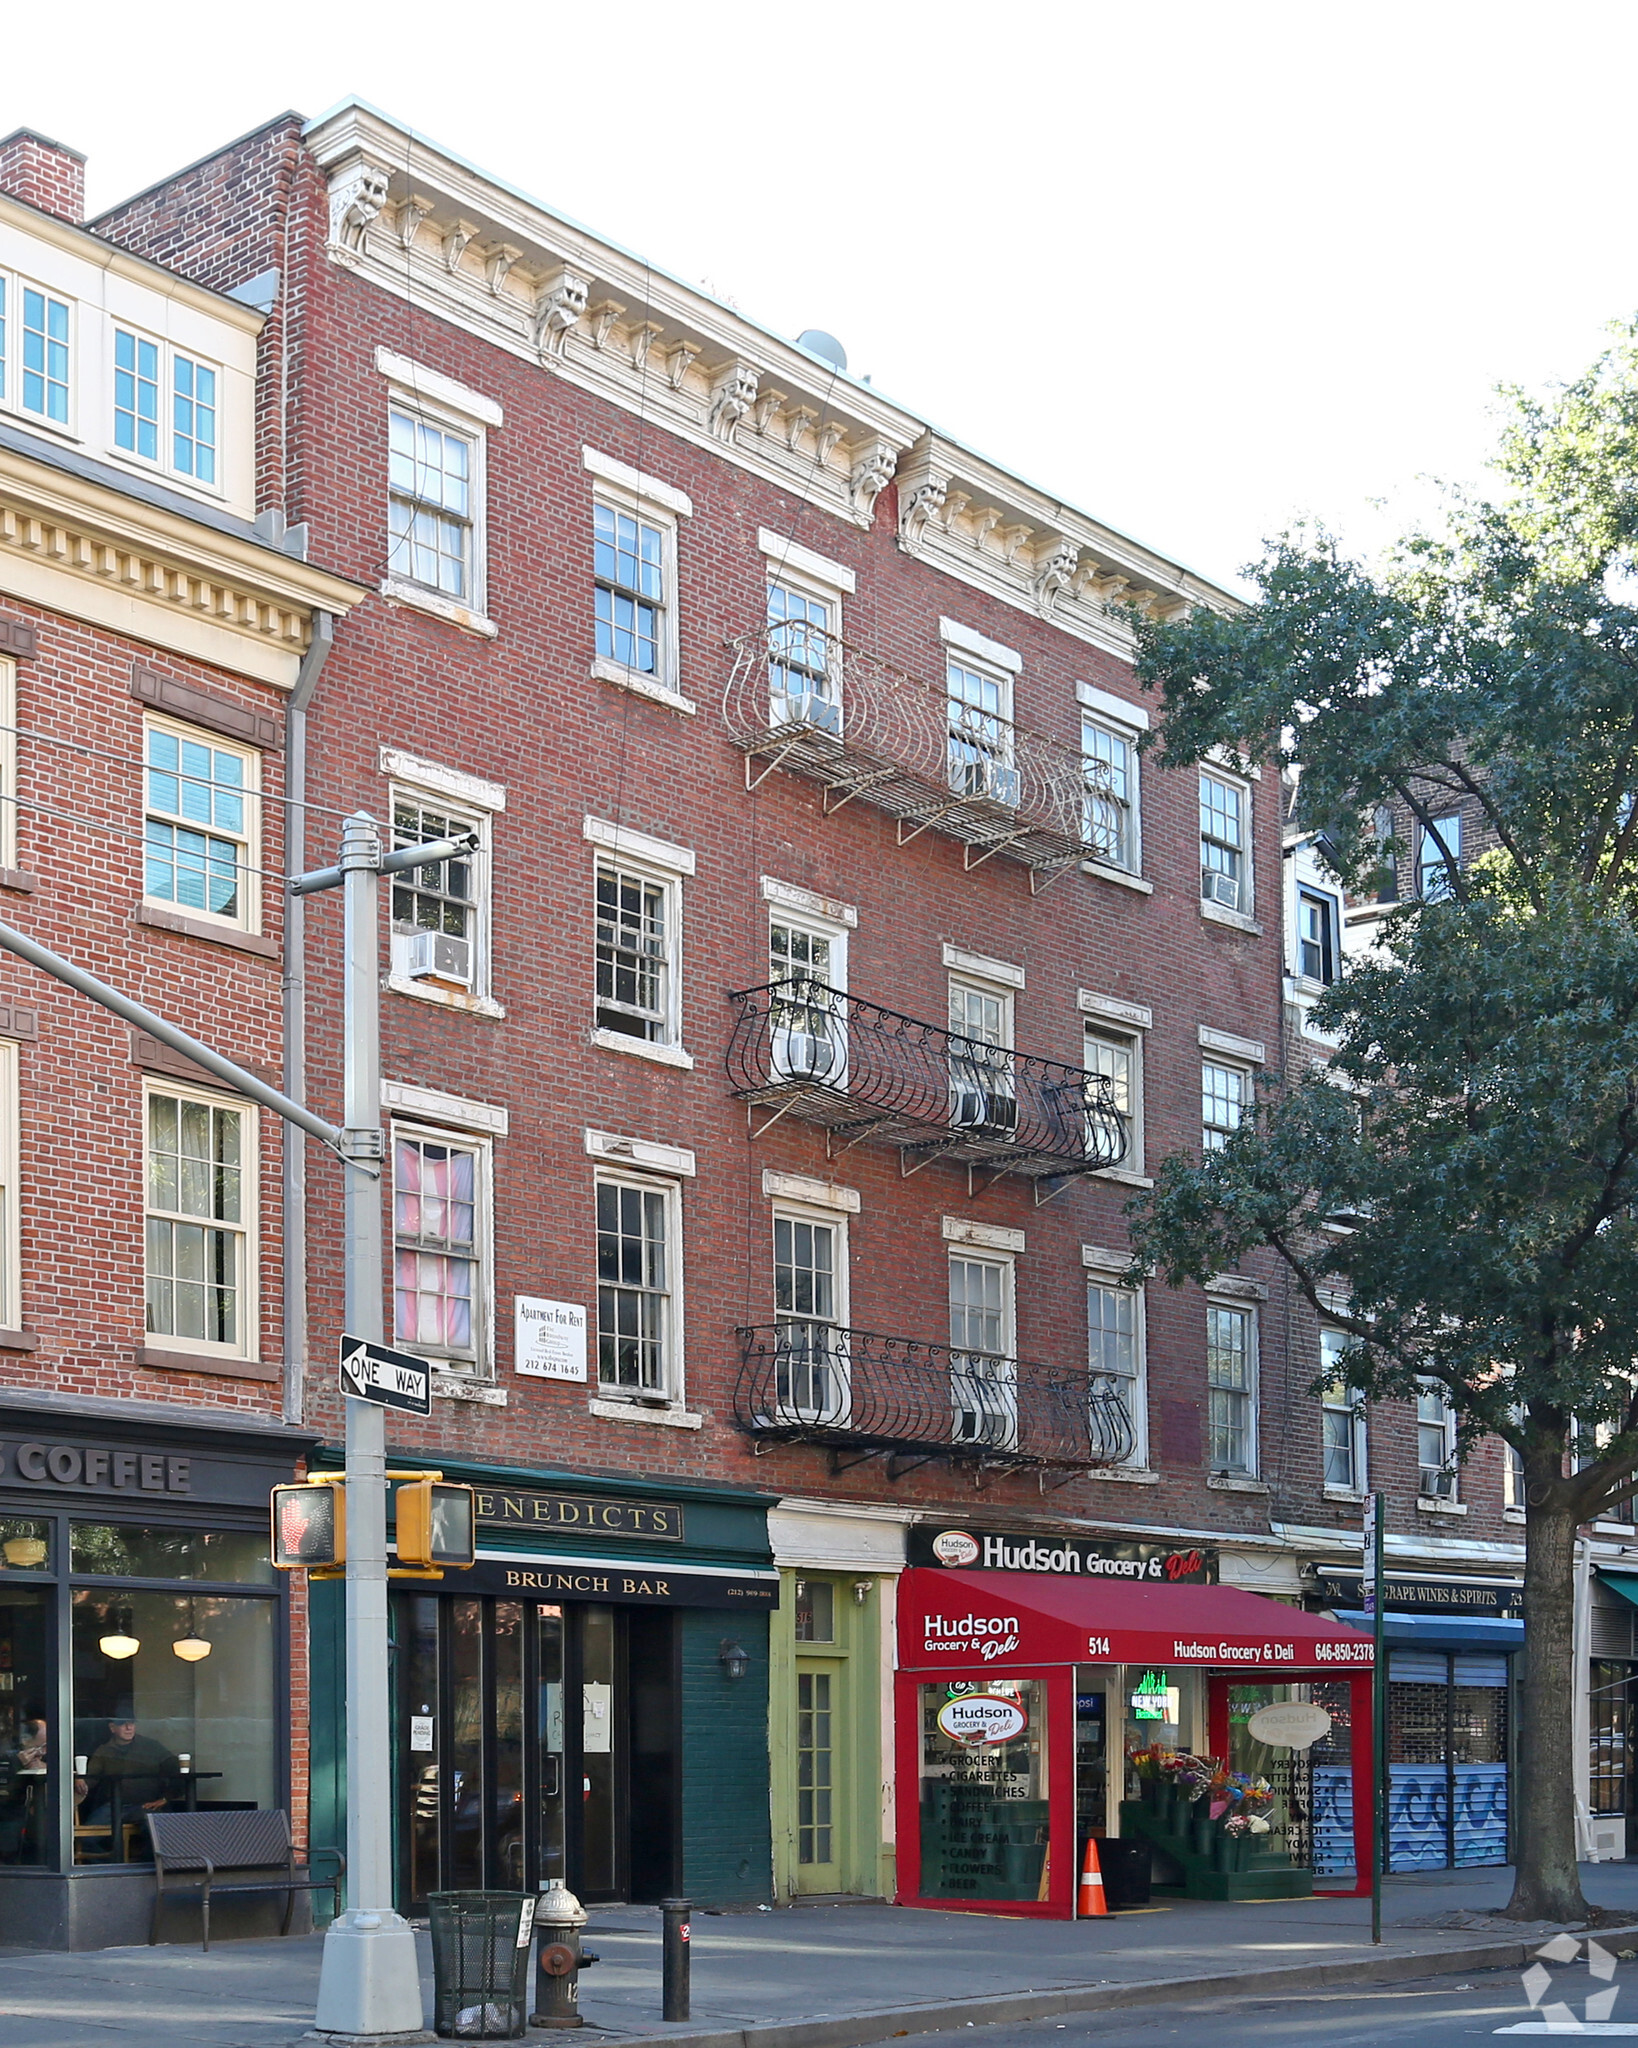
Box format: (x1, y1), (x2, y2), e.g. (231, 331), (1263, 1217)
(661, 1897), (691, 2021)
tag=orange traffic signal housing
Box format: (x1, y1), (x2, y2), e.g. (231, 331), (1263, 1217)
(394, 1478), (477, 1571)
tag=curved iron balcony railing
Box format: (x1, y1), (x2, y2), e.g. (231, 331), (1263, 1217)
(723, 624), (1120, 885)
(726, 979), (1128, 1179)
(734, 1323), (1138, 1473)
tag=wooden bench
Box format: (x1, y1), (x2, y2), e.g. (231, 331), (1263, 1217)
(146, 1810), (344, 1950)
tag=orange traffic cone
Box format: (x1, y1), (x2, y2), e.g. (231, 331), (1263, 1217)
(1078, 1835), (1110, 1918)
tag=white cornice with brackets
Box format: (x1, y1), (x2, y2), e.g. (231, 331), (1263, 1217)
(305, 105), (918, 533)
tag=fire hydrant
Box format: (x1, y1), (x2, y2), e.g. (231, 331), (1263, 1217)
(531, 1878), (599, 2030)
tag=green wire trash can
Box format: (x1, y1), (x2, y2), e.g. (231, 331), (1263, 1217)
(428, 1891), (538, 2040)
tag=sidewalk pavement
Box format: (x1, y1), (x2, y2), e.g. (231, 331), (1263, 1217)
(3, 1865), (1638, 2048)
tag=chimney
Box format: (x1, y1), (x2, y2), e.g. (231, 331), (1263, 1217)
(0, 129), (86, 224)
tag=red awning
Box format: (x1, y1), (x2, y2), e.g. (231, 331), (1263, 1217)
(897, 1567), (1374, 1673)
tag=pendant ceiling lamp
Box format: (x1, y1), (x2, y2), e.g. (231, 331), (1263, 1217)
(98, 1610), (140, 1659)
(172, 1597), (212, 1662)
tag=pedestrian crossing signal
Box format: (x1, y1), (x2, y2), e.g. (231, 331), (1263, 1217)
(271, 1482), (344, 1570)
(394, 1479), (476, 1572)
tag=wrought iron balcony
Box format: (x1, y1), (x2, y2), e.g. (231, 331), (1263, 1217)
(734, 1323), (1137, 1475)
(723, 623), (1118, 888)
(726, 979), (1127, 1184)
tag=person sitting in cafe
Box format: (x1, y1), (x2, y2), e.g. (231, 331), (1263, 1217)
(0, 1716), (47, 1862)
(75, 1711), (179, 1818)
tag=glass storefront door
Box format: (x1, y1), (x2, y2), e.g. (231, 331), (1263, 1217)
(395, 1592), (679, 1908)
(917, 1677), (1049, 1902)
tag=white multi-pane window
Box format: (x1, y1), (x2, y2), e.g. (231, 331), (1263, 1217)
(1202, 1060), (1246, 1151)
(949, 978), (1016, 1135)
(1320, 1328), (1367, 1492)
(172, 353), (217, 482)
(595, 860), (676, 1044)
(1088, 1279), (1145, 1465)
(1206, 1302), (1257, 1474)
(596, 1175), (673, 1394)
(0, 278), (6, 403)
(949, 1252), (1017, 1448)
(1200, 770), (1248, 912)
(1420, 814), (1462, 902)
(389, 408), (474, 600)
(390, 793), (482, 993)
(1417, 1379), (1458, 1498)
(595, 502), (666, 676)
(143, 720), (258, 931)
(0, 1041), (17, 1333)
(0, 657), (17, 872)
(144, 1087), (253, 1355)
(947, 657), (1017, 806)
(114, 330), (159, 461)
(1083, 718), (1137, 869)
(21, 285), (69, 425)
(393, 1127), (487, 1370)
(770, 915), (847, 1086)
(1297, 887), (1339, 983)
(767, 580), (839, 734)
(773, 1209), (848, 1424)
(1503, 1407), (1526, 1510)
(1084, 1024), (1141, 1172)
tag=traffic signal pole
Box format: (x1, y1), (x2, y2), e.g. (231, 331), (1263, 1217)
(0, 811), (473, 2043)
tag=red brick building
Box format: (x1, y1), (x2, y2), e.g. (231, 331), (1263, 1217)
(64, 96), (1499, 1919)
(0, 128), (359, 1946)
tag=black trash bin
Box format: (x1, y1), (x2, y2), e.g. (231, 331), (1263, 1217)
(1096, 1836), (1152, 1909)
(428, 1891), (537, 2040)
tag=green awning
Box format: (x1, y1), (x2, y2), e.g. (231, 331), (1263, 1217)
(1596, 1570), (1638, 1609)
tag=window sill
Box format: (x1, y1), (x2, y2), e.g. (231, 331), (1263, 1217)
(591, 657), (697, 715)
(380, 577), (498, 639)
(432, 1372), (507, 1406)
(1594, 1522), (1637, 1535)
(0, 869), (37, 894)
(591, 1028), (695, 1071)
(1416, 1494), (1468, 1515)
(1504, 1506), (1526, 1523)
(1087, 1465), (1160, 1484)
(588, 1395), (703, 1431)
(1207, 1474), (1269, 1493)
(1091, 1166), (1153, 1189)
(136, 1346), (279, 1382)
(0, 1328), (39, 1352)
(385, 974), (506, 1020)
(1200, 900), (1262, 935)
(1324, 1486), (1367, 1503)
(1080, 861), (1154, 895)
(138, 903), (279, 959)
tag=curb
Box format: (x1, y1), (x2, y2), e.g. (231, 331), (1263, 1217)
(569, 1920), (1638, 2048)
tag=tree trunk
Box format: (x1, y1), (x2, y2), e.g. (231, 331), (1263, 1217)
(1506, 1495), (1590, 1922)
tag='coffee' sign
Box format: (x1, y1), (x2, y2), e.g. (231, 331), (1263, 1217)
(1, 1440), (192, 1494)
(473, 1488), (684, 1540)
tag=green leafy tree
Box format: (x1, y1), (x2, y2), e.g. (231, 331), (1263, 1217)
(1127, 320), (1638, 1923)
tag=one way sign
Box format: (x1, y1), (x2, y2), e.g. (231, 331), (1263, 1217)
(339, 1335), (432, 1415)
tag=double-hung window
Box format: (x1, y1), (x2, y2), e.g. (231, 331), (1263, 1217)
(947, 656), (1018, 807)
(1320, 1328), (1367, 1492)
(769, 911), (847, 1087)
(595, 502), (665, 674)
(113, 331), (218, 482)
(21, 285), (68, 425)
(773, 1207), (848, 1425)
(1417, 1379), (1458, 1498)
(768, 579), (839, 733)
(0, 1038), (18, 1334)
(391, 794), (482, 992)
(393, 1126), (488, 1371)
(1202, 1059), (1247, 1152)
(1083, 717), (1137, 869)
(114, 329), (159, 461)
(171, 353), (217, 481)
(949, 1252), (1017, 1449)
(595, 862), (671, 1043)
(596, 1175), (675, 1396)
(1087, 1269), (1146, 1466)
(143, 719), (259, 932)
(144, 1086), (253, 1357)
(1201, 769), (1249, 913)
(1420, 814), (1462, 902)
(389, 408), (474, 601)
(949, 977), (1016, 1136)
(1297, 887), (1339, 984)
(0, 656), (17, 872)
(1084, 1023), (1141, 1172)
(1206, 1301), (1257, 1474)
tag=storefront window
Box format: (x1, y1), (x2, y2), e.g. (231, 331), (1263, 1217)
(401, 1593), (440, 1905)
(71, 1587), (275, 1862)
(582, 1606), (617, 1897)
(70, 1524), (271, 1583)
(919, 1679), (1048, 1901)
(0, 1519), (50, 1571)
(538, 1606), (565, 1885)
(0, 1584), (49, 1865)
(794, 1579), (834, 1643)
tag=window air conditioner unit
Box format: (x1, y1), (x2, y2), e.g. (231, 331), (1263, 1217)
(951, 1085), (1019, 1137)
(960, 758), (1021, 809)
(776, 1029), (844, 1086)
(789, 689), (841, 736)
(1202, 869), (1242, 910)
(398, 929), (473, 987)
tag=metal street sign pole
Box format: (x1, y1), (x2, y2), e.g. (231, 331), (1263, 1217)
(1367, 1490), (1386, 1945)
(312, 812), (426, 2042)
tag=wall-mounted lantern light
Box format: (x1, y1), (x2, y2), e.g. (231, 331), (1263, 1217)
(718, 1638), (750, 1682)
